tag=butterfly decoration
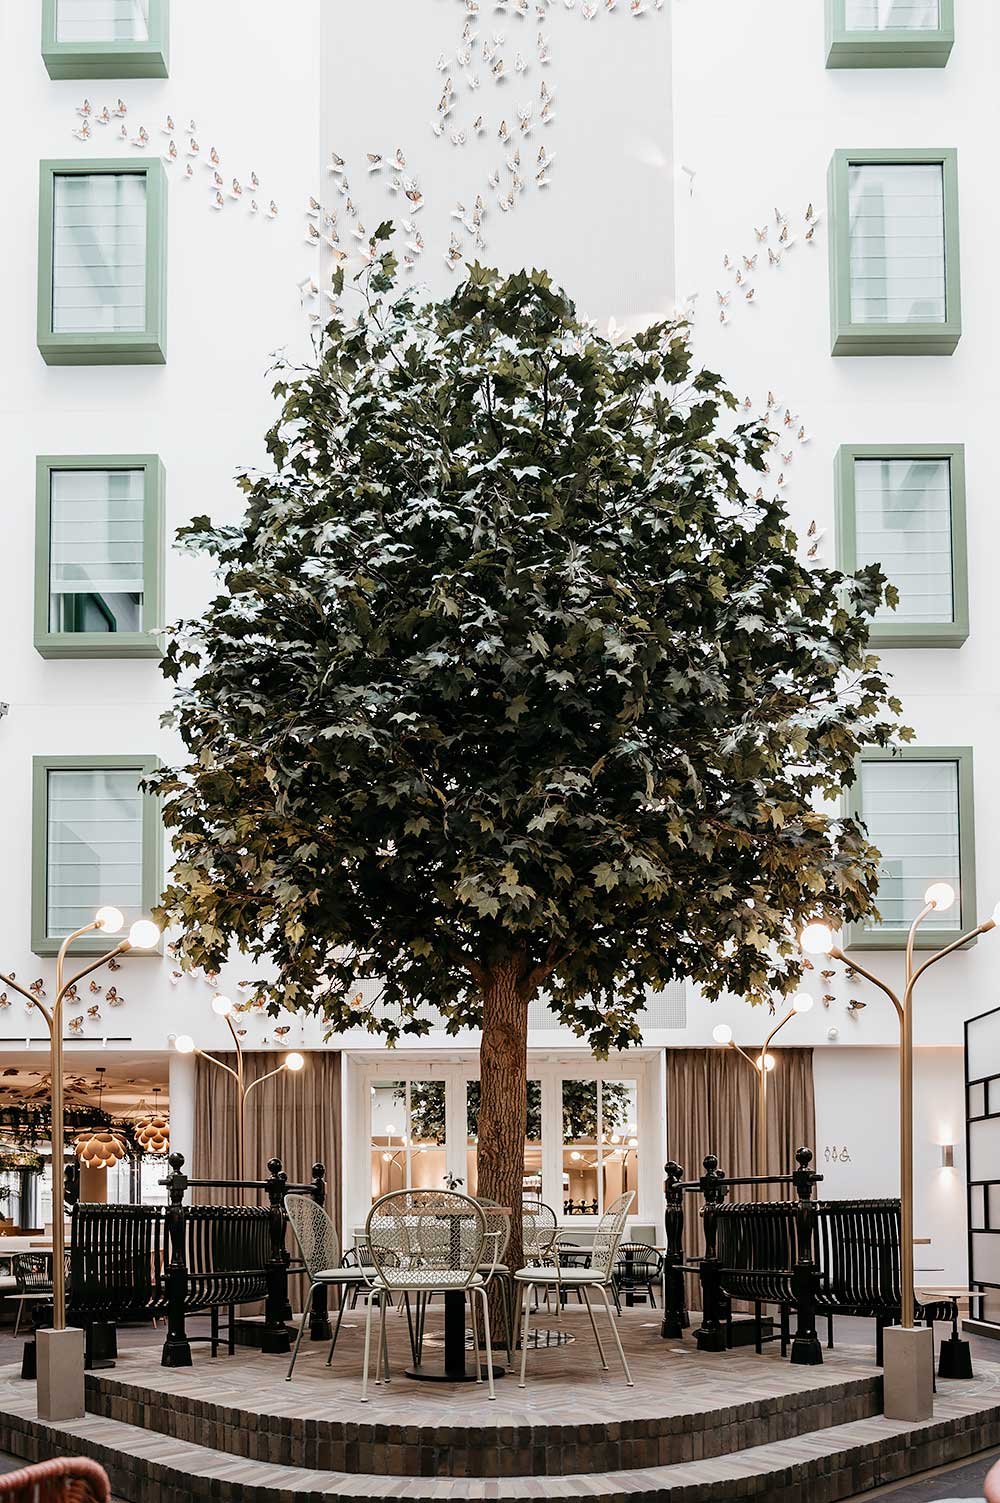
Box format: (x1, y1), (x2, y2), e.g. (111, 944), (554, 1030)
(64, 984), (78, 1003)
(29, 979), (45, 997)
(847, 999), (867, 1013)
(108, 957), (121, 971)
(68, 1016), (84, 1034)
(274, 1025), (291, 1038)
(87, 1006), (102, 1021)
(130, 126), (149, 148)
(822, 994), (835, 1007)
(0, 994), (8, 1009)
(106, 988), (124, 1007)
(754, 225), (767, 243)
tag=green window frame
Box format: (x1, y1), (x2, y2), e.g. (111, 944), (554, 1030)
(828, 148), (961, 356)
(42, 0), (169, 79)
(826, 0), (954, 68)
(34, 454), (165, 660)
(37, 158), (167, 366)
(846, 746), (976, 951)
(31, 754), (162, 957)
(835, 443), (968, 648)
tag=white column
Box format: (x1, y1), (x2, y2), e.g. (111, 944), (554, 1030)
(169, 1050), (196, 1169)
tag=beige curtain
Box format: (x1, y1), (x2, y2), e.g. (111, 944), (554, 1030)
(665, 1047), (815, 1304)
(192, 1050), (342, 1227)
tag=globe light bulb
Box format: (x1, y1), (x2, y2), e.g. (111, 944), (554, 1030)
(627, 1136), (638, 1148)
(924, 882), (956, 913)
(381, 1151), (391, 1162)
(211, 994), (234, 1017)
(800, 922), (835, 956)
(571, 1151), (582, 1162)
(128, 918), (161, 950)
(712, 1023), (733, 1045)
(792, 992), (814, 1014)
(174, 1034), (195, 1055)
(94, 906), (124, 935)
(755, 1052), (776, 1073)
(384, 1123), (397, 1136)
(284, 1051), (305, 1072)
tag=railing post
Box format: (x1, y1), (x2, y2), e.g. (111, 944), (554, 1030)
(660, 1160), (689, 1339)
(790, 1146), (824, 1367)
(261, 1158), (293, 1355)
(160, 1152), (192, 1368)
(308, 1162), (332, 1341)
(63, 1160), (80, 1207)
(695, 1154), (729, 1353)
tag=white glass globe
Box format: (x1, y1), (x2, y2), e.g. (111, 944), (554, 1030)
(924, 882), (956, 913)
(211, 994), (234, 1017)
(800, 922), (835, 956)
(128, 919), (161, 950)
(384, 1122), (397, 1136)
(94, 906), (124, 934)
(755, 1052), (776, 1073)
(712, 1023), (733, 1045)
(792, 992), (814, 1014)
(174, 1034), (195, 1055)
(284, 1051), (305, 1072)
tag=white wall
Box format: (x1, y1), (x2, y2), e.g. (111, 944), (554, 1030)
(814, 1045), (967, 1284)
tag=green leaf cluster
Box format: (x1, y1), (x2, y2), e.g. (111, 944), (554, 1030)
(150, 257), (904, 1050)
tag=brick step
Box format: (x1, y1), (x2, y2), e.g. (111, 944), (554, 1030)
(2, 1370), (1000, 1503)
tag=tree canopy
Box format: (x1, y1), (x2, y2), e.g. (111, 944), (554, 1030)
(151, 240), (904, 1052)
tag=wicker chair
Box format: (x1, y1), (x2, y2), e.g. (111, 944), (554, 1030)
(515, 1191), (635, 1387)
(614, 1241), (663, 1308)
(9, 1253), (53, 1337)
(0, 1458), (110, 1502)
(364, 1189), (497, 1402)
(283, 1194), (377, 1380)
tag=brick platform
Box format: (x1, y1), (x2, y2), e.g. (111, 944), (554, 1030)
(1, 1305), (999, 1501)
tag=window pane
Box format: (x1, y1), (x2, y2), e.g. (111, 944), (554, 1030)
(46, 767), (144, 937)
(49, 468), (144, 635)
(369, 1079), (406, 1201)
(845, 0), (940, 29)
(849, 163), (946, 326)
(861, 760), (961, 934)
(52, 173), (147, 334)
(855, 458), (953, 625)
(55, 0), (150, 42)
(408, 1080), (446, 1191)
(599, 1081), (639, 1211)
(562, 1080), (599, 1216)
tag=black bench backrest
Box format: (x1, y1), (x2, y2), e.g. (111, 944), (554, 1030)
(69, 1203), (164, 1321)
(814, 1197), (901, 1313)
(714, 1201), (798, 1303)
(182, 1205), (273, 1307)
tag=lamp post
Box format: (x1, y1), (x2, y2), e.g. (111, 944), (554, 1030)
(712, 992), (813, 1177)
(800, 884), (996, 1420)
(172, 997), (304, 1181)
(1, 907), (160, 1421)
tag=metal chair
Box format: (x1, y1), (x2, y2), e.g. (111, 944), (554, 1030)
(515, 1191), (635, 1387)
(283, 1194), (375, 1380)
(473, 1198), (514, 1364)
(9, 1252), (53, 1337)
(364, 1188), (498, 1402)
(614, 1241), (663, 1308)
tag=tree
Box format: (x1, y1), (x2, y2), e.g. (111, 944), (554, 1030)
(150, 240), (904, 1274)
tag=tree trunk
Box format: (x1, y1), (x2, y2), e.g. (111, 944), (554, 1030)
(476, 954), (530, 1292)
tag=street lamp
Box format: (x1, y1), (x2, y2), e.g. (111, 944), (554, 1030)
(172, 998), (305, 1180)
(0, 908), (160, 1333)
(711, 991), (813, 1176)
(800, 885), (996, 1419)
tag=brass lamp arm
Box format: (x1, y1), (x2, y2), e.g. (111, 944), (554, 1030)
(905, 918), (996, 1001)
(193, 1048), (242, 1087)
(762, 1007), (796, 1057)
(243, 1063), (289, 1103)
(729, 1041), (759, 1071)
(0, 973), (54, 1031)
(830, 948), (903, 1023)
(55, 944), (132, 1009)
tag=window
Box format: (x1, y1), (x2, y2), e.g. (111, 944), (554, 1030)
(561, 1079), (638, 1218)
(835, 444), (967, 647)
(37, 160), (168, 366)
(42, 0), (169, 79)
(826, 0), (954, 67)
(846, 748), (976, 950)
(31, 755), (162, 956)
(369, 1079), (447, 1198)
(828, 149), (960, 355)
(35, 455), (165, 659)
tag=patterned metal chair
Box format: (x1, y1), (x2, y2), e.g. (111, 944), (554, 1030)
(515, 1191), (635, 1387)
(364, 1188), (497, 1402)
(473, 1198), (514, 1364)
(283, 1194), (376, 1380)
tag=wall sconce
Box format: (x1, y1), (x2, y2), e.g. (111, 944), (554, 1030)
(941, 1144), (955, 1169)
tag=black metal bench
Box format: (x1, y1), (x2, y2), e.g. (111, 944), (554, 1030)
(59, 1153), (330, 1369)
